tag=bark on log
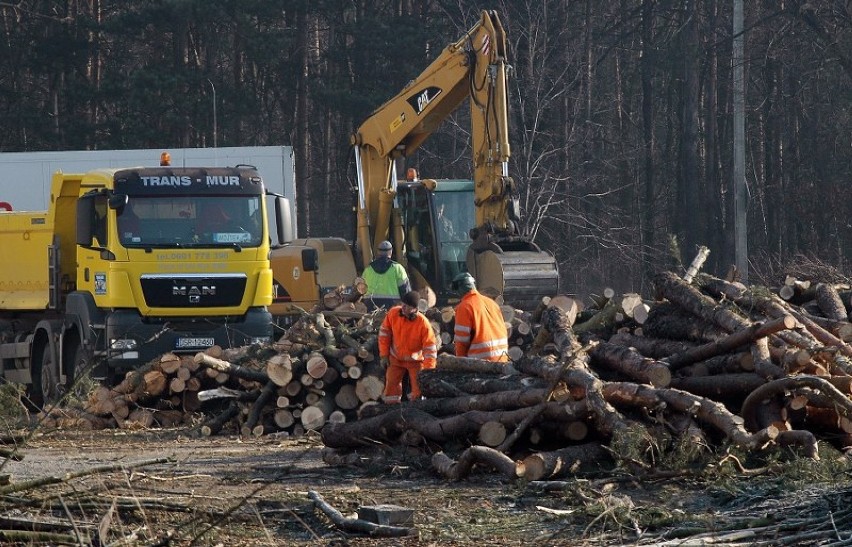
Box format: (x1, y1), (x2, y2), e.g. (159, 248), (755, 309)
(641, 302), (727, 342)
(740, 375), (852, 435)
(815, 283), (848, 322)
(776, 430), (819, 459)
(663, 315), (795, 372)
(497, 401), (550, 453)
(669, 373), (766, 402)
(419, 369), (547, 399)
(431, 447), (519, 481)
(539, 306), (580, 356)
(517, 443), (611, 481)
(608, 333), (697, 360)
(682, 246), (710, 283)
(308, 490), (413, 537)
(654, 271), (749, 333)
(436, 354), (519, 375)
(572, 299), (619, 336)
(694, 273), (748, 301)
(590, 342), (671, 387)
(361, 386), (586, 422)
(199, 401), (240, 437)
(245, 381), (277, 432)
(193, 353), (269, 383)
(737, 293), (852, 370)
(516, 353), (630, 439)
(321, 404), (584, 449)
(676, 352), (753, 377)
(545, 295), (583, 326)
(197, 387), (259, 403)
(602, 382), (779, 452)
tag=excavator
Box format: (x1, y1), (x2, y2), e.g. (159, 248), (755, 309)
(270, 9), (559, 317)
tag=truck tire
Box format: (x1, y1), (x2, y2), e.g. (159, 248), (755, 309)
(67, 344), (91, 400)
(31, 348), (61, 408)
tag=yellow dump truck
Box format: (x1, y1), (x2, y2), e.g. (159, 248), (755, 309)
(0, 165), (285, 405)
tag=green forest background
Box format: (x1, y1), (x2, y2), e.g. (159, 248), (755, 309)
(0, 1), (850, 298)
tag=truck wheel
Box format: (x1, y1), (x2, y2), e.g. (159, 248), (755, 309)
(67, 344), (91, 400)
(31, 349), (61, 408)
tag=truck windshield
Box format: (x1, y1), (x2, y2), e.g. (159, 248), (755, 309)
(118, 196), (263, 248)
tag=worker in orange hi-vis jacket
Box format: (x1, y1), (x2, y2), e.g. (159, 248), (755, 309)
(378, 290), (438, 403)
(452, 272), (509, 362)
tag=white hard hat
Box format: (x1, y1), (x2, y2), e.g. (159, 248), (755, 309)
(378, 240), (393, 252)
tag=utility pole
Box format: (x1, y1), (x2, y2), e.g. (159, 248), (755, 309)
(208, 79), (218, 148)
(733, 0), (747, 282)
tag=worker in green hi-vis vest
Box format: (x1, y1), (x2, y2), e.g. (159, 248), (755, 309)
(362, 240), (411, 311)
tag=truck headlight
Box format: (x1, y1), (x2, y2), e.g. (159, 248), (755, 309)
(110, 338), (139, 359)
(110, 338), (138, 350)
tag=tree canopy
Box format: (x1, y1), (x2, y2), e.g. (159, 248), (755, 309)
(1, 0), (850, 297)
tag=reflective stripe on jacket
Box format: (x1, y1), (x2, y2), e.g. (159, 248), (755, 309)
(379, 305), (438, 368)
(454, 289), (509, 362)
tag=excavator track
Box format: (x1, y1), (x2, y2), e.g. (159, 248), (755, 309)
(467, 246), (560, 312)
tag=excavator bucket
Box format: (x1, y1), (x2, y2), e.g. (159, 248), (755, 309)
(467, 242), (559, 311)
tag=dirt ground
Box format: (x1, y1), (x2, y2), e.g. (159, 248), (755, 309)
(4, 426), (852, 546)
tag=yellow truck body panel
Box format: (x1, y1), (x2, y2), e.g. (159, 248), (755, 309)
(0, 211), (53, 309)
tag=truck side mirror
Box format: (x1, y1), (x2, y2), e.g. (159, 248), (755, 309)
(109, 193), (128, 210)
(275, 196), (293, 244)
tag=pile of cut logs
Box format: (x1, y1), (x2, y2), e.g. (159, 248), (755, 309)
(320, 270), (852, 480)
(39, 269), (852, 481)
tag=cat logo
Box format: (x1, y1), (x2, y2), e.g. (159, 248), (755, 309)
(406, 86), (443, 115)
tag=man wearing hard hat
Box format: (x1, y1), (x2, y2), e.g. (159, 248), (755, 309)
(452, 272), (509, 362)
(362, 240), (411, 311)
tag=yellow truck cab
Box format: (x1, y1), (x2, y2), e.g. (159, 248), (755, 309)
(0, 165), (282, 405)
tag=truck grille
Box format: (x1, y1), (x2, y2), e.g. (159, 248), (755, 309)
(140, 274), (247, 308)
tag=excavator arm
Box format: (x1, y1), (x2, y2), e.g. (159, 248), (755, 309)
(351, 10), (559, 309)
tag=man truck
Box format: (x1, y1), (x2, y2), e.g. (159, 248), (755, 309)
(0, 164), (287, 406)
(0, 145), (327, 328)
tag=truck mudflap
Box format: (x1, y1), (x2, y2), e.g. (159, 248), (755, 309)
(102, 307), (273, 376)
(467, 242), (560, 312)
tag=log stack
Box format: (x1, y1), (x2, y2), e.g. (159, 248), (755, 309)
(320, 271), (852, 480)
(39, 307), (394, 437)
(38, 270), (852, 482)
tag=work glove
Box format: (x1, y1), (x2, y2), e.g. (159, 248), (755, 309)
(380, 356), (389, 369)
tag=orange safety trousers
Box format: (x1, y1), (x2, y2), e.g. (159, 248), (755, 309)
(382, 358), (435, 403)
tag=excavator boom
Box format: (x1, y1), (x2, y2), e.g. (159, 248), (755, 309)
(351, 10), (559, 310)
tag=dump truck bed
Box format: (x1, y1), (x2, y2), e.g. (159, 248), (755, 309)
(0, 211), (53, 310)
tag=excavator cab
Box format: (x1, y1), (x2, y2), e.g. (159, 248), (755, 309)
(397, 180), (474, 304)
(349, 10), (561, 311)
(396, 177), (559, 310)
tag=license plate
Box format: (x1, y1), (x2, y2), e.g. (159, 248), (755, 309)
(175, 337), (215, 349)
